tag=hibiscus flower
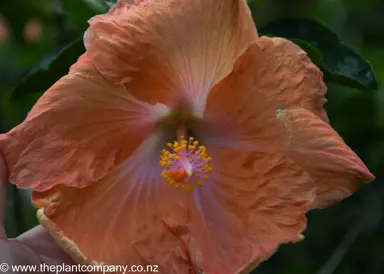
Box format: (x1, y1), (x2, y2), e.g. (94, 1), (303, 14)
(0, 0), (374, 273)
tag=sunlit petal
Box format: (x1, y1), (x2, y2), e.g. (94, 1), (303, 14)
(85, 0), (257, 115)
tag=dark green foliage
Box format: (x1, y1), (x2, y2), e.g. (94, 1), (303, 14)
(10, 38), (85, 100)
(61, 0), (110, 32)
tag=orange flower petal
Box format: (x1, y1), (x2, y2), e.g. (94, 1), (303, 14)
(254, 37), (329, 122)
(0, 53), (169, 192)
(276, 108), (375, 208)
(205, 36), (328, 129)
(32, 138), (206, 273)
(205, 37), (374, 209)
(32, 145), (315, 273)
(204, 41), (287, 149)
(85, 0), (257, 115)
(189, 149), (315, 273)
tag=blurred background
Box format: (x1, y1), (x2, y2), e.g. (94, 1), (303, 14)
(0, 0), (383, 273)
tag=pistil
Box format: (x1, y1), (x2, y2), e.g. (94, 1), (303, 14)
(160, 136), (212, 191)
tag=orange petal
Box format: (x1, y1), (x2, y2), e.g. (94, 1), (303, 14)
(204, 41), (287, 149)
(85, 0), (257, 115)
(204, 37), (374, 209)
(205, 36), (328, 132)
(32, 144), (315, 273)
(253, 37), (329, 122)
(0, 53), (169, 192)
(188, 149), (315, 273)
(276, 108), (375, 208)
(33, 141), (203, 273)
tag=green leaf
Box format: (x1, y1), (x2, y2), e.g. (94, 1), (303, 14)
(10, 38), (86, 100)
(83, 0), (111, 11)
(97, 0), (118, 9)
(61, 0), (116, 33)
(259, 18), (378, 92)
(62, 0), (105, 32)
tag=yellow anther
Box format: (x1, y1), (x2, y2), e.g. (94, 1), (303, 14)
(183, 184), (194, 191)
(160, 135), (213, 192)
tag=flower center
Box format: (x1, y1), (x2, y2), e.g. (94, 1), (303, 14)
(160, 136), (212, 191)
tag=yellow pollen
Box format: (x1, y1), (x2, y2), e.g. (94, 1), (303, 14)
(160, 135), (213, 192)
(188, 145), (196, 151)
